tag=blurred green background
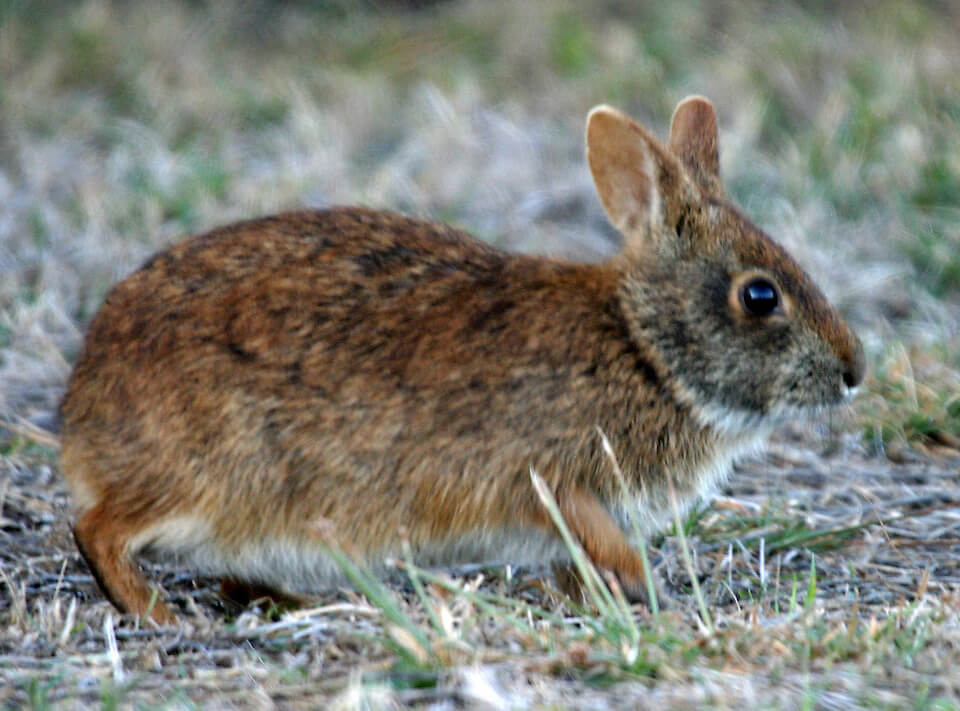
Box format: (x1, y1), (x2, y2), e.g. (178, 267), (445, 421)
(1, 0), (958, 453)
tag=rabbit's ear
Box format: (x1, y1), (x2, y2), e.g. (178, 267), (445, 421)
(669, 96), (722, 195)
(586, 105), (690, 257)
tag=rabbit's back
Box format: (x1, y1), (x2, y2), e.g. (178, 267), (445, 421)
(64, 208), (628, 434)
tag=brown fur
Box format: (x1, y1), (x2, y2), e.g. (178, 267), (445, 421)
(60, 97), (864, 622)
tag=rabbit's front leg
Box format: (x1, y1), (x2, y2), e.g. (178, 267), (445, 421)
(548, 487), (660, 607)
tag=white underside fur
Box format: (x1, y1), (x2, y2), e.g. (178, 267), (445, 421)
(609, 425), (770, 536)
(131, 416), (771, 592)
(135, 518), (571, 591)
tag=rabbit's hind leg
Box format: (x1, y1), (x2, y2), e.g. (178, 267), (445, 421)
(73, 503), (177, 625)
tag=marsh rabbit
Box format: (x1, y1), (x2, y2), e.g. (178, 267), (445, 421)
(60, 97), (864, 623)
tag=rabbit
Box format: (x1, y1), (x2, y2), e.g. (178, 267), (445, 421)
(59, 96), (865, 624)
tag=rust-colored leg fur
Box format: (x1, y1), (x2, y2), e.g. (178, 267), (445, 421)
(73, 505), (176, 625)
(548, 488), (652, 605)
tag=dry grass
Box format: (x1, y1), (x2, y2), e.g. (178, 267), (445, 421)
(2, 1), (959, 708)
(4, 435), (959, 709)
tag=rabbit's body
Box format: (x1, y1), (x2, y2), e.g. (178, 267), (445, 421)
(62, 209), (741, 587)
(61, 98), (864, 623)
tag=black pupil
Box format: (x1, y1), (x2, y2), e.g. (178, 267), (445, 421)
(742, 279), (779, 316)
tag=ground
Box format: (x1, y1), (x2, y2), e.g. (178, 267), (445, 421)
(1, 1), (959, 709)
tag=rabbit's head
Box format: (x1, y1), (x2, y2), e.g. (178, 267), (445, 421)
(587, 97), (864, 437)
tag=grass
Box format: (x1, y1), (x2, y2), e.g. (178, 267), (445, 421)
(11, 490), (957, 708)
(859, 341), (960, 457)
(3, 452), (960, 708)
(2, 0), (960, 708)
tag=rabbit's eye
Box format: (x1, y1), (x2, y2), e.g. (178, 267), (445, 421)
(740, 279), (779, 317)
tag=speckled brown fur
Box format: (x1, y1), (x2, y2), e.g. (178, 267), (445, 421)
(60, 97), (864, 623)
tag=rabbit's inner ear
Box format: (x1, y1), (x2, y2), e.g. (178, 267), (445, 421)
(668, 96), (723, 196)
(585, 105), (686, 257)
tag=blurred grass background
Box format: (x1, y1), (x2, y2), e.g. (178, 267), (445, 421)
(1, 0), (958, 450)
